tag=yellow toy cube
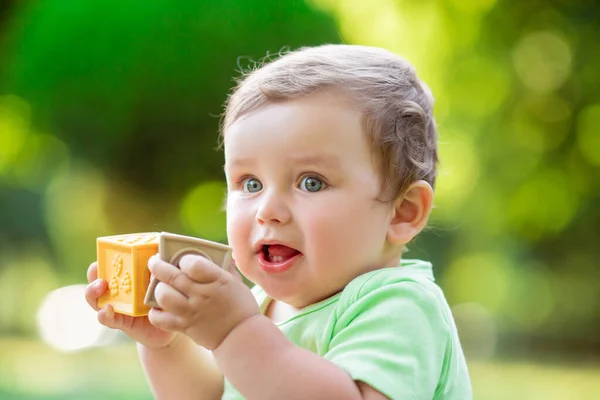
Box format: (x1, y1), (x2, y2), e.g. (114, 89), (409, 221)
(97, 232), (159, 316)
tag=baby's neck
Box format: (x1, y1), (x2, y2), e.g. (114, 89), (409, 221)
(265, 299), (300, 324)
(264, 260), (404, 324)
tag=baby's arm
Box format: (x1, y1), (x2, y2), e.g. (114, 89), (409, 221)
(214, 278), (451, 400)
(213, 315), (382, 400)
(144, 253), (376, 399)
(142, 255), (446, 399)
(139, 335), (223, 400)
(85, 261), (221, 399)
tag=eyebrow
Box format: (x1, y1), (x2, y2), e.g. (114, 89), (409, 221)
(290, 155), (341, 169)
(225, 158), (256, 169)
(226, 155), (341, 170)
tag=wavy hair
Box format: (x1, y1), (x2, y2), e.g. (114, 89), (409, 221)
(221, 44), (438, 202)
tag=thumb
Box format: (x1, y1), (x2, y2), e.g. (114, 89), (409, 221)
(226, 259), (243, 282)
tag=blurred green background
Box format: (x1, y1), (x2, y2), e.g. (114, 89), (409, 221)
(0, 0), (598, 399)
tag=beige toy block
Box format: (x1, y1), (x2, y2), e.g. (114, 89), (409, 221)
(144, 232), (233, 308)
(97, 232), (159, 316)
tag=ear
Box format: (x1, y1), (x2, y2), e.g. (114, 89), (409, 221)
(387, 180), (434, 246)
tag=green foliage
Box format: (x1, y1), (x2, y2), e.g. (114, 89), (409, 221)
(1, 0), (341, 207)
(0, 0), (599, 382)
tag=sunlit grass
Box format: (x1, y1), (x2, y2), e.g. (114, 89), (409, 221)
(470, 358), (600, 400)
(0, 337), (148, 399)
(1, 338), (599, 399)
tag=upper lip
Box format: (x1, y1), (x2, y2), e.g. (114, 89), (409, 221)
(253, 239), (299, 254)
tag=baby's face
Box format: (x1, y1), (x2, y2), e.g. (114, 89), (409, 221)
(224, 91), (396, 308)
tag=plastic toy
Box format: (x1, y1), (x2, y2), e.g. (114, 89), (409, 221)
(96, 232), (232, 316)
(144, 232), (233, 308)
(97, 232), (159, 316)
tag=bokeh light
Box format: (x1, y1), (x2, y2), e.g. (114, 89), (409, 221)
(179, 181), (227, 241)
(576, 103), (600, 167)
(512, 30), (572, 94)
(36, 285), (111, 352)
(0, 95), (29, 175)
(443, 253), (514, 314)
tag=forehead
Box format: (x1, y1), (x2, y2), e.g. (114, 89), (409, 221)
(223, 91), (372, 167)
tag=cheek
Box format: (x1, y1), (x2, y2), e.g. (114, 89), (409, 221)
(226, 200), (251, 249)
(304, 200), (387, 261)
(227, 226), (248, 271)
(304, 204), (356, 251)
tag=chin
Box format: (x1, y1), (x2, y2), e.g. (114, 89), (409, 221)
(260, 283), (302, 305)
(233, 263), (258, 285)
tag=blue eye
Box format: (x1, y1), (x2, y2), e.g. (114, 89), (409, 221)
(301, 176), (324, 192)
(243, 178), (263, 193)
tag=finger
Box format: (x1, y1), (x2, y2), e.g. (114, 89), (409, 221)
(85, 279), (108, 311)
(148, 255), (193, 295)
(147, 308), (185, 332)
(98, 305), (126, 330)
(154, 282), (189, 315)
(87, 262), (98, 283)
(179, 254), (224, 284)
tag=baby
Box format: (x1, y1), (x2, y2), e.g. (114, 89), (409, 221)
(86, 44), (472, 399)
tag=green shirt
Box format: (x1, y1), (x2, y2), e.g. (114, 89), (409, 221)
(223, 260), (472, 399)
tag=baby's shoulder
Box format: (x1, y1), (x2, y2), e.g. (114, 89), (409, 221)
(344, 261), (437, 298)
(337, 261), (447, 319)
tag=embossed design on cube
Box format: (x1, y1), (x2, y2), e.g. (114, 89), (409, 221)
(113, 254), (123, 276)
(122, 272), (132, 294)
(126, 236), (141, 244)
(97, 232), (159, 316)
(143, 235), (157, 244)
(109, 276), (119, 296)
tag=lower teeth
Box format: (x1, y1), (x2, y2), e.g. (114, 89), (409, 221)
(269, 255), (285, 263)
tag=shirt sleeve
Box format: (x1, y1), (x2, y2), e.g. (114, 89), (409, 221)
(324, 277), (450, 400)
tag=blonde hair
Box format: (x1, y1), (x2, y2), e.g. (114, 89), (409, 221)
(221, 44), (438, 202)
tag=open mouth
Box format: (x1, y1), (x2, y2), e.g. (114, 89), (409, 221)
(258, 244), (302, 272)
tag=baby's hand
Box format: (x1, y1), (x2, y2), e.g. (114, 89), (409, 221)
(84, 262), (179, 349)
(147, 254), (259, 350)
